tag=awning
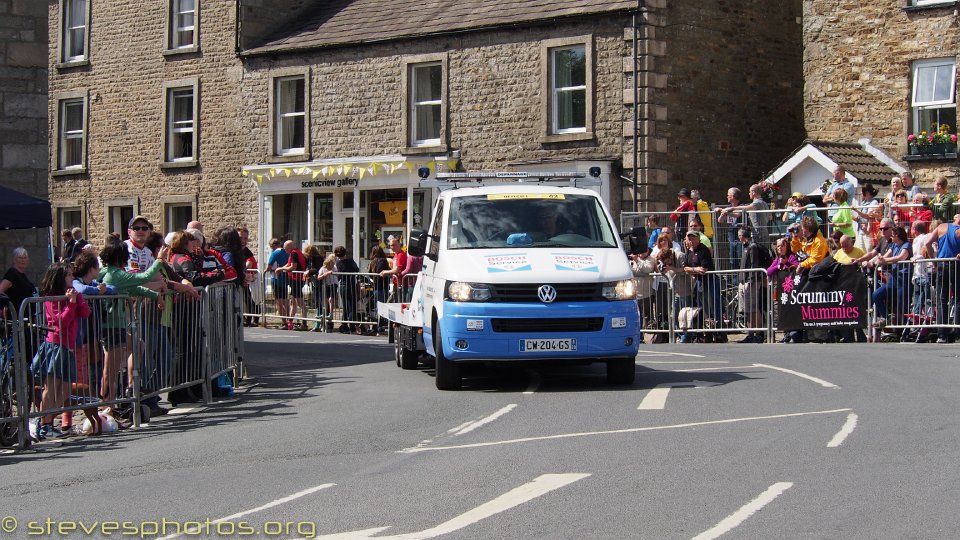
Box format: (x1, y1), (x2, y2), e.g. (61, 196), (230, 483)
(0, 185), (52, 230)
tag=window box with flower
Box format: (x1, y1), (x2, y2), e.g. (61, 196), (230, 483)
(907, 125), (958, 157)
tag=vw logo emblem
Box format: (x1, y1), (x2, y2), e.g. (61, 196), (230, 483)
(537, 284), (557, 303)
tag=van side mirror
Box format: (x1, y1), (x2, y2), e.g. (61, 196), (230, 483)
(407, 229), (429, 257)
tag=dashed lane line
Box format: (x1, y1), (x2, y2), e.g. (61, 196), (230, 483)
(692, 482), (794, 540)
(827, 412), (858, 448)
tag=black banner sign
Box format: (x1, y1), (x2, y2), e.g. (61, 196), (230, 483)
(777, 265), (868, 330)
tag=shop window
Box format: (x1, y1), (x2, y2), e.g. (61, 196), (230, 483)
(58, 207), (82, 231)
(313, 193), (333, 253)
(269, 193), (307, 248)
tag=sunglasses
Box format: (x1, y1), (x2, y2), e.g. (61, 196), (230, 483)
(130, 226), (152, 231)
(879, 226), (891, 230)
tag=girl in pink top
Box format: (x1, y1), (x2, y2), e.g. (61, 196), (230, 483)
(29, 262), (90, 440)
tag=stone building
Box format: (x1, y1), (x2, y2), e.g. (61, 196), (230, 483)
(46, 0), (805, 261)
(803, 0), (959, 188)
(0, 0), (49, 277)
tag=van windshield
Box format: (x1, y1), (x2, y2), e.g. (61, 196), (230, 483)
(446, 193), (619, 249)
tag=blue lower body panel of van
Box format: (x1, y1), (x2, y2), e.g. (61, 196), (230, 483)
(436, 300), (640, 361)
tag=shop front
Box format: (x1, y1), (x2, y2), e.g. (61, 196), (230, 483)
(244, 155), (446, 265)
(243, 157), (617, 265)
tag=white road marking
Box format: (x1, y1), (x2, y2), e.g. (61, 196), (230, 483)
(753, 363), (839, 389)
(827, 412), (858, 448)
(451, 404), (517, 435)
(308, 474), (590, 540)
(692, 482), (794, 540)
(523, 371), (541, 394)
(674, 365), (757, 372)
(641, 360), (729, 364)
(635, 351), (706, 358)
(157, 483), (335, 540)
(637, 384), (676, 410)
(399, 408), (852, 453)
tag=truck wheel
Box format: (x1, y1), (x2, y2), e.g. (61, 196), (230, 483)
(434, 326), (462, 390)
(396, 326), (419, 370)
(606, 358), (636, 385)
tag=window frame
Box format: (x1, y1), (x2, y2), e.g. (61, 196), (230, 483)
(911, 58), (957, 139)
(410, 62), (443, 147)
(540, 36), (594, 144)
(161, 78), (199, 167)
(52, 90), (89, 175)
(402, 53), (448, 154)
(57, 0), (91, 68)
(160, 195), (197, 233)
(164, 0), (200, 55)
(269, 68), (311, 160)
(103, 198), (139, 240)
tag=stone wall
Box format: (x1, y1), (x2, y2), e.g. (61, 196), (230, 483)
(241, 17), (630, 168)
(803, 0), (960, 188)
(630, 0), (805, 209)
(46, 1), (809, 252)
(47, 0), (254, 249)
(0, 0), (49, 280)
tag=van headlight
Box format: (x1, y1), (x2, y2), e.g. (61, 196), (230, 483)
(602, 279), (637, 301)
(447, 281), (492, 302)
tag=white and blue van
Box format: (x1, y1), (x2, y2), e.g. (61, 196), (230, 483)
(382, 171), (640, 390)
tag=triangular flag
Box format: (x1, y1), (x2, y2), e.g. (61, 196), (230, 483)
(321, 166), (330, 176)
(358, 168), (366, 180)
(282, 168), (291, 177)
(241, 170), (249, 177)
(312, 170), (322, 179)
(256, 174), (263, 184)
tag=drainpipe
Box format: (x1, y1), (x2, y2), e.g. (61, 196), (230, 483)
(632, 0), (646, 213)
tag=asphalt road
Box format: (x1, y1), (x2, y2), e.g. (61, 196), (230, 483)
(2, 329), (959, 539)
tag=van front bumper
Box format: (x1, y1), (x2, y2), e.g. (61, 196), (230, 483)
(437, 300), (640, 361)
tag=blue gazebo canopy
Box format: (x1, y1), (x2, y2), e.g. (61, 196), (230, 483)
(0, 185), (52, 230)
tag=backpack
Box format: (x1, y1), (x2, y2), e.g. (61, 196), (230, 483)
(752, 242), (774, 270)
(288, 249), (307, 281)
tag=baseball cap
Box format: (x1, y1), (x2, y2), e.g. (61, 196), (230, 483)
(128, 215), (153, 229)
(790, 192), (804, 199)
(677, 188), (691, 198)
(686, 230), (699, 237)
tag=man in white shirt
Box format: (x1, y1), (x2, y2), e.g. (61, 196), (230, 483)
(124, 215), (156, 273)
(822, 166), (857, 218)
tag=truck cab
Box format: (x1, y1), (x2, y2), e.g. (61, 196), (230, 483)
(390, 171), (640, 390)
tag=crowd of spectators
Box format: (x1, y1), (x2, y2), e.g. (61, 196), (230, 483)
(631, 168), (960, 344)
(2, 216), (254, 441)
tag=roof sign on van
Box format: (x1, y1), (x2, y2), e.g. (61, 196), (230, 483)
(486, 193), (566, 200)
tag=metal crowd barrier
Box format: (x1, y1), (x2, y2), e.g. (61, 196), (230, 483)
(636, 268), (773, 343)
(4, 283), (246, 450)
(248, 269), (402, 334)
(871, 257), (959, 342)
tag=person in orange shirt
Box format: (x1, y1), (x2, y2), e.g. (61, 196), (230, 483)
(790, 216), (829, 274)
